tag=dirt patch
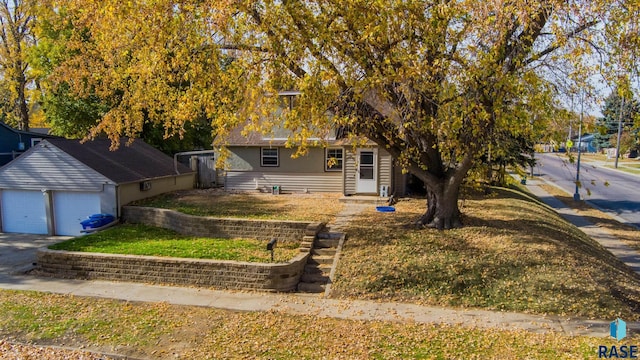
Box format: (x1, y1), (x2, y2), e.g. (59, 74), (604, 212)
(132, 188), (344, 223)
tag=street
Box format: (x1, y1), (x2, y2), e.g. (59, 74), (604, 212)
(535, 152), (640, 228)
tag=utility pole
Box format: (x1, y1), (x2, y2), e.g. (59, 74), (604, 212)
(614, 95), (625, 169)
(574, 91), (584, 201)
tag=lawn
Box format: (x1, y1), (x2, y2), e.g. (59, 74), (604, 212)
(131, 189), (343, 223)
(49, 224), (300, 263)
(0, 290), (634, 359)
(332, 186), (640, 320)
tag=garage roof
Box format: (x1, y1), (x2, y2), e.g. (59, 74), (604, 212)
(46, 138), (194, 184)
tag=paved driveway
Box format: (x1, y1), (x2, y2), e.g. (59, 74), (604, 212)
(0, 233), (71, 274)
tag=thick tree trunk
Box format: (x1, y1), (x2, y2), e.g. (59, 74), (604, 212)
(416, 181), (462, 230)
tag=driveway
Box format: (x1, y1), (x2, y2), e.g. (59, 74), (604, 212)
(0, 233), (71, 274)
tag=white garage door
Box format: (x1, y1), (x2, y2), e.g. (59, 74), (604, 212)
(1, 190), (48, 234)
(53, 191), (101, 236)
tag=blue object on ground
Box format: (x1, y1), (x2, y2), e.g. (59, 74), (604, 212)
(376, 206), (396, 212)
(80, 214), (116, 230)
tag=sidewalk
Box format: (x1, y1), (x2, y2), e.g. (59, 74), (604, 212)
(0, 271), (631, 338)
(1, 192), (639, 338)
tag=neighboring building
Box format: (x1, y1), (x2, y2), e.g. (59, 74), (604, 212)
(574, 134), (598, 153)
(0, 138), (195, 236)
(0, 122), (58, 166)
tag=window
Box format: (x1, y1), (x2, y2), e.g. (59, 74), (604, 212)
(30, 138), (43, 147)
(261, 148), (279, 167)
(325, 148), (343, 171)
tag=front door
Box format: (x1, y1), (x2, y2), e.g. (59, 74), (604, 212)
(356, 148), (377, 194)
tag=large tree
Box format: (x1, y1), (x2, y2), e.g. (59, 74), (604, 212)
(0, 0), (36, 131)
(41, 0), (639, 229)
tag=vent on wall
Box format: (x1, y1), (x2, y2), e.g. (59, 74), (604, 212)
(139, 181), (152, 191)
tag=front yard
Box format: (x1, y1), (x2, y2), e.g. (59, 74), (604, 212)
(0, 290), (634, 359)
(131, 189), (344, 223)
(333, 187), (640, 320)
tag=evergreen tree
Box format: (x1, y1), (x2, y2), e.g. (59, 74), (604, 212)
(593, 91), (639, 150)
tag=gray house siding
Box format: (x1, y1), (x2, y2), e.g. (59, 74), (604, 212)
(379, 149), (393, 191)
(343, 148), (357, 195)
(225, 171), (342, 193)
(224, 146), (342, 192)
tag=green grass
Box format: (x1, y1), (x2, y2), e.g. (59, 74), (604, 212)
(333, 186), (640, 320)
(0, 290), (635, 359)
(50, 224), (300, 263)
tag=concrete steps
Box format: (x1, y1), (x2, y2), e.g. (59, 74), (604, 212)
(297, 232), (343, 294)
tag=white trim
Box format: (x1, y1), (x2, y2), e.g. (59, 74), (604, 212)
(260, 147), (279, 167)
(325, 147), (344, 172)
(356, 148), (378, 194)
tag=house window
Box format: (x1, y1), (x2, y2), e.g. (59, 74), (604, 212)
(261, 148), (279, 167)
(30, 138), (42, 147)
(325, 148), (343, 171)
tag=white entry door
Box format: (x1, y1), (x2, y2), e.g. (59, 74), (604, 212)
(356, 148), (377, 194)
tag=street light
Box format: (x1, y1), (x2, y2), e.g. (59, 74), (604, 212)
(573, 91), (584, 201)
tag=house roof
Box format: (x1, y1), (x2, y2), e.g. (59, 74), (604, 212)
(45, 138), (194, 184)
(226, 122), (346, 147)
(0, 122), (57, 138)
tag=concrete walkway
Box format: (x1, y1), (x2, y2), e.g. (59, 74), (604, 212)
(1, 187), (639, 339)
(0, 272), (632, 338)
(524, 178), (640, 275)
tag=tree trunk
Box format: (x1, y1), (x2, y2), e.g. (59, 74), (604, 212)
(416, 181), (462, 230)
(15, 67), (29, 131)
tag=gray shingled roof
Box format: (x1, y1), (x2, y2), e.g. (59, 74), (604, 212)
(46, 138), (194, 184)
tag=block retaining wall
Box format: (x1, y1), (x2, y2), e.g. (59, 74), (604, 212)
(36, 249), (311, 292)
(36, 206), (326, 292)
(121, 206), (311, 242)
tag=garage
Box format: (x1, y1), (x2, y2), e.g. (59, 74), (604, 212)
(1, 190), (47, 234)
(53, 191), (101, 236)
(0, 138), (195, 236)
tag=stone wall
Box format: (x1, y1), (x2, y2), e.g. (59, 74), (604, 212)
(122, 206), (311, 242)
(36, 249), (311, 292)
(36, 215), (326, 292)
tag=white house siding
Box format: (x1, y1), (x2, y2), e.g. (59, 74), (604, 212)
(225, 171), (342, 193)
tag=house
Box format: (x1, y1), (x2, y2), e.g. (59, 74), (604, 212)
(0, 122), (58, 166)
(574, 134), (598, 153)
(0, 138), (195, 236)
(222, 127), (402, 196)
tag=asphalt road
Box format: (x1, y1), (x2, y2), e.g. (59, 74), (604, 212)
(534, 152), (640, 228)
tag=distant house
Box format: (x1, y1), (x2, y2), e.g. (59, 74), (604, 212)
(0, 122), (58, 166)
(574, 134), (598, 153)
(221, 91), (407, 196)
(0, 138), (195, 236)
